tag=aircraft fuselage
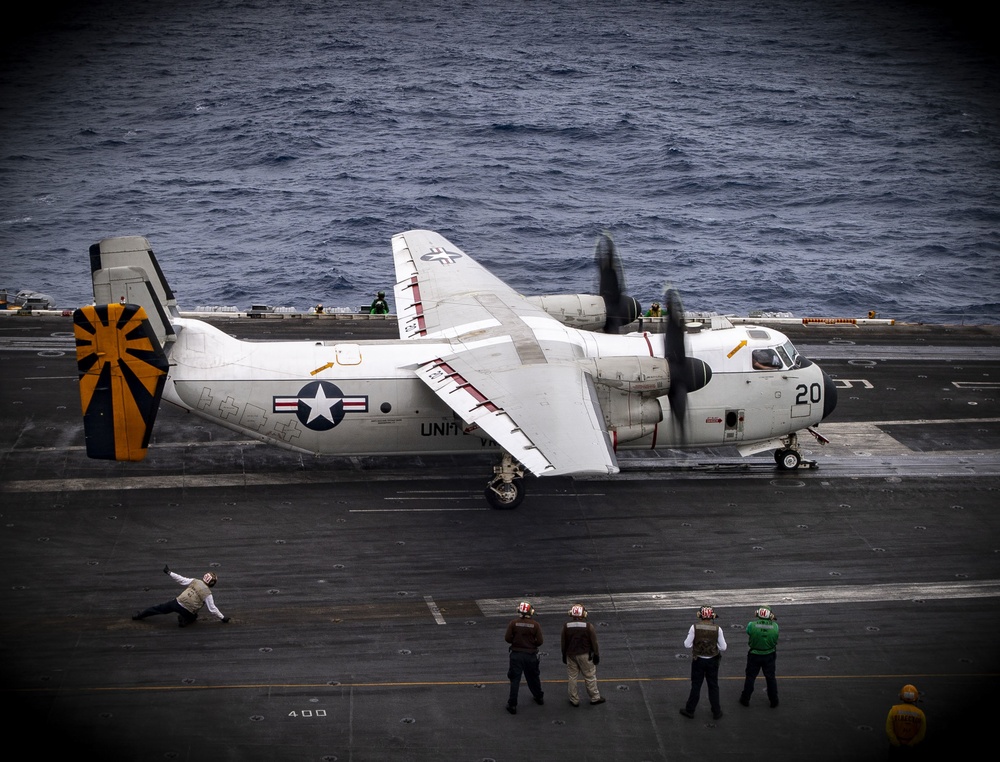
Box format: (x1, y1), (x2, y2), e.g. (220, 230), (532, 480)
(163, 316), (835, 459)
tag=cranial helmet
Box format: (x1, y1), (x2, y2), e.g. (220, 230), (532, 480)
(203, 572), (217, 587)
(569, 604), (587, 618)
(699, 606), (716, 620)
(518, 601), (534, 617)
(756, 606), (773, 620)
(899, 684), (919, 703)
(378, 291), (385, 298)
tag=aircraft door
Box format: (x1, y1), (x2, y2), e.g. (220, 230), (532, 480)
(723, 408), (744, 442)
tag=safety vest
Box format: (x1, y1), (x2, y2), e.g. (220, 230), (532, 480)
(176, 579), (211, 614)
(693, 621), (720, 657)
(887, 703), (926, 746)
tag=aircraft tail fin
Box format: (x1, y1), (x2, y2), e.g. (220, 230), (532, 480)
(89, 236), (177, 348)
(73, 303), (169, 461)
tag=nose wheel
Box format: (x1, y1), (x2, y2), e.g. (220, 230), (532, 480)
(774, 448), (802, 470)
(774, 433), (819, 470)
(485, 452), (526, 509)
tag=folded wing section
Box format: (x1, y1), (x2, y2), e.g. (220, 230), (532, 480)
(392, 229), (523, 340)
(392, 229), (618, 477)
(416, 350), (617, 476)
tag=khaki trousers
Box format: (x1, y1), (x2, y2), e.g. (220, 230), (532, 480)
(566, 654), (600, 704)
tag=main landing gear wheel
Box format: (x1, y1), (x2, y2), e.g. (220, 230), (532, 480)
(485, 452), (526, 509)
(485, 479), (525, 510)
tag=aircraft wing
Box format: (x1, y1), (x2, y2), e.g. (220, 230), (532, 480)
(392, 229), (618, 477)
(392, 228), (526, 340)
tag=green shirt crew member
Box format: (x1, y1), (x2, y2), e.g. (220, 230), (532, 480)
(739, 606), (779, 708)
(370, 291), (389, 314)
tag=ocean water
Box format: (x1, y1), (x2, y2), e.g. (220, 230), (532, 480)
(1, 0), (998, 323)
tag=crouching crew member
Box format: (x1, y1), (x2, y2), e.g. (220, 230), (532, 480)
(133, 564), (230, 627)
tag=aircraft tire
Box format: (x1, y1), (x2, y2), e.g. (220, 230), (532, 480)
(775, 449), (801, 470)
(484, 480), (525, 509)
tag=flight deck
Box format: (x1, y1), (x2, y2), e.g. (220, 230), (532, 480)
(1, 313), (998, 761)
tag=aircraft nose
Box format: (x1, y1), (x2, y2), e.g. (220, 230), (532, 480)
(822, 367), (838, 420)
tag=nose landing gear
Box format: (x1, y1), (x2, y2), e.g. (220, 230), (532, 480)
(774, 431), (823, 470)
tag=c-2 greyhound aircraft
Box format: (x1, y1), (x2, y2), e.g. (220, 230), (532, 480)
(73, 229), (837, 508)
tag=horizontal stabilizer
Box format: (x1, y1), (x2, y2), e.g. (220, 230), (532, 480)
(73, 303), (169, 461)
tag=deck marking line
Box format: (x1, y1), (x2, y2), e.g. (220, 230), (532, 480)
(424, 595), (447, 625)
(476, 579), (1000, 616)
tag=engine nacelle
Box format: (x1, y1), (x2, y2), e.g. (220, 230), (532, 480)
(592, 385), (663, 442)
(526, 294), (607, 330)
(584, 356), (671, 394)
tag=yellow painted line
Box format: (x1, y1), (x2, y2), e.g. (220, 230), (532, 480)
(5, 673), (997, 695)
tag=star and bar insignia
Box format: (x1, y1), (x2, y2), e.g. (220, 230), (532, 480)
(273, 381), (368, 431)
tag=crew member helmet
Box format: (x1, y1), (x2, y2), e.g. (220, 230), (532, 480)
(698, 606), (716, 620)
(202, 572), (217, 587)
(652, 302), (660, 308)
(899, 684), (919, 703)
(517, 601), (534, 617)
(756, 606), (773, 620)
(377, 291), (385, 298)
(569, 604), (587, 618)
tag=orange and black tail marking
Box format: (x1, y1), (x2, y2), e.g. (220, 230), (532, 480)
(73, 303), (169, 461)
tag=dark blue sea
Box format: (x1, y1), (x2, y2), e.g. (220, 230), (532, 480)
(2, 0), (998, 323)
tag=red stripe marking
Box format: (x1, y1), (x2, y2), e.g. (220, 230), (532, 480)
(431, 358), (499, 413)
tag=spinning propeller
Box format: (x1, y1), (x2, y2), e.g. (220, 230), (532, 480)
(662, 286), (711, 440)
(593, 232), (710, 439)
(595, 233), (640, 333)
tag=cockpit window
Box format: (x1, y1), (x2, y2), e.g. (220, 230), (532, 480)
(752, 348), (782, 370)
(781, 340), (801, 368)
(775, 344), (792, 367)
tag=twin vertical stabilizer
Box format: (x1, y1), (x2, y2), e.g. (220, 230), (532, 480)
(76, 236), (176, 461)
(73, 302), (169, 461)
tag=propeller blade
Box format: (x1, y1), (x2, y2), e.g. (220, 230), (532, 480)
(596, 232), (640, 333)
(664, 287), (689, 438)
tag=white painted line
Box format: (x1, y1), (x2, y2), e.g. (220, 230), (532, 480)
(351, 507), (489, 512)
(383, 495), (481, 502)
(424, 596), (447, 625)
(476, 580), (1000, 617)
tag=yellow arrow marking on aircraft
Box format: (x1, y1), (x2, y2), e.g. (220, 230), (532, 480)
(310, 362), (335, 376)
(727, 340), (747, 358)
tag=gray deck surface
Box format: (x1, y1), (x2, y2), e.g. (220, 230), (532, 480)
(2, 314), (998, 761)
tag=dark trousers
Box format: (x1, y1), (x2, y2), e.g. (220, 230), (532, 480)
(135, 598), (197, 625)
(741, 651), (778, 704)
(507, 650), (543, 707)
(685, 654), (721, 714)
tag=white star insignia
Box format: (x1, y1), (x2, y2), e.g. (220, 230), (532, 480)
(299, 385), (342, 424)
